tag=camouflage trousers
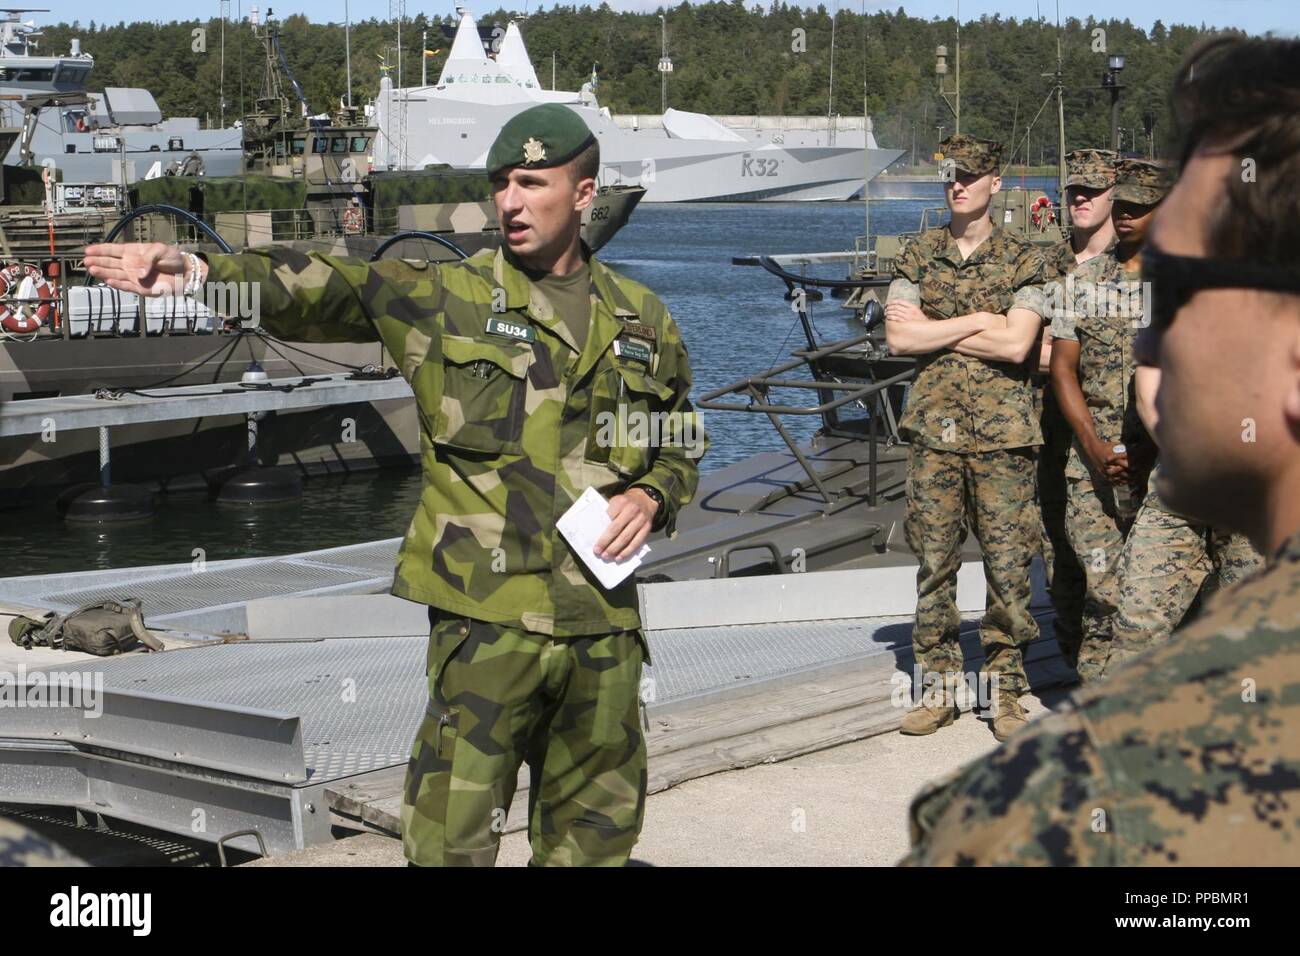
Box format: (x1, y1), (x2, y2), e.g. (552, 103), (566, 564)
(402, 611), (647, 867)
(1105, 487), (1262, 675)
(904, 444), (1038, 699)
(1036, 386), (1085, 664)
(1064, 472), (1139, 683)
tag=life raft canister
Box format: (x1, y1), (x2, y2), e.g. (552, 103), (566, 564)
(0, 262), (56, 334)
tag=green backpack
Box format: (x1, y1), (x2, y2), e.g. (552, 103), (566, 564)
(7, 598), (164, 656)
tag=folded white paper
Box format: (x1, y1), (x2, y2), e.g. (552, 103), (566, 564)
(557, 486), (651, 590)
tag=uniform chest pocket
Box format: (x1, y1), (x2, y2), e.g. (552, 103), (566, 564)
(919, 276), (957, 320)
(967, 277), (1012, 314)
(429, 334), (533, 456)
(586, 361), (675, 477)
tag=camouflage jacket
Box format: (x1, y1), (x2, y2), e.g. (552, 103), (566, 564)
(202, 246), (705, 637)
(889, 225), (1046, 452)
(1032, 238), (1081, 405)
(1042, 236), (1077, 283)
(901, 526), (1300, 865)
(1048, 251), (1148, 478)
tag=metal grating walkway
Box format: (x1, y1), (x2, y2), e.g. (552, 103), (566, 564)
(644, 615), (916, 703)
(29, 611), (953, 784)
(46, 639), (428, 782)
(0, 539), (405, 634)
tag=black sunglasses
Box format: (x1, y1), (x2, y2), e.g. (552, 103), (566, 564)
(1141, 247), (1300, 331)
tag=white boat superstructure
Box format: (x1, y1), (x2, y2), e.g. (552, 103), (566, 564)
(372, 12), (903, 202)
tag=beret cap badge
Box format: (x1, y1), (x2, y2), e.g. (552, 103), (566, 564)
(522, 137), (547, 165)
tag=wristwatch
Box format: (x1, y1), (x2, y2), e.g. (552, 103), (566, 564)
(631, 484), (666, 531)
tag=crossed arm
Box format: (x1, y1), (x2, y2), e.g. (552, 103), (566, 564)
(884, 297), (1041, 364)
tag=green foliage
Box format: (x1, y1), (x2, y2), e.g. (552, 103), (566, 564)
(37, 6), (1238, 160)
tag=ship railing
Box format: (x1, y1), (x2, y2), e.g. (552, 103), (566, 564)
(701, 254), (915, 509)
(129, 207), (380, 248)
(127, 206), (475, 250)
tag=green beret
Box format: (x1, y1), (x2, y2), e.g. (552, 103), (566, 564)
(939, 134), (1001, 175)
(1064, 149), (1117, 189)
(485, 104), (597, 178)
(1113, 158), (1175, 205)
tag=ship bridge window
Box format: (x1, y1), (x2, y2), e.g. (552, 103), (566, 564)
(168, 137), (184, 151)
(291, 137), (306, 155)
(349, 135), (369, 152)
(312, 136), (328, 154)
(4, 68), (54, 81)
(330, 136), (347, 154)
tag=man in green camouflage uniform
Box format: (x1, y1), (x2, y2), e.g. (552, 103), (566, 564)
(885, 134), (1047, 742)
(1047, 157), (1158, 684)
(901, 35), (1300, 864)
(85, 104), (706, 866)
(1035, 149), (1118, 673)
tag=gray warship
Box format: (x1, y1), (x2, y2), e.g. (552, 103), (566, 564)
(0, 8), (242, 181)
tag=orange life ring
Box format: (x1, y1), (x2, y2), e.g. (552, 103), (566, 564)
(1030, 195), (1055, 228)
(0, 262), (56, 334)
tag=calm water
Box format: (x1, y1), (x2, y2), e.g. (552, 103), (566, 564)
(4, 196), (1011, 573)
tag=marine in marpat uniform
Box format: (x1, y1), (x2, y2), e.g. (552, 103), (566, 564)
(885, 134), (1047, 742)
(85, 104), (706, 867)
(1047, 156), (1158, 684)
(901, 35), (1300, 865)
(1035, 149), (1118, 674)
(1100, 158), (1261, 677)
(1107, 464), (1261, 672)
(1088, 161), (1260, 678)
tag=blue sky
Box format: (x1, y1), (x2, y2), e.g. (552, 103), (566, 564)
(35, 1), (1298, 37)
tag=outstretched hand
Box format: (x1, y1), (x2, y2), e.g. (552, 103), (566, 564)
(83, 242), (191, 297)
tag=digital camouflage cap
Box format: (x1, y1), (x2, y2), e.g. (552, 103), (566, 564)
(1065, 149), (1117, 189)
(485, 103), (597, 178)
(1113, 158), (1175, 205)
(939, 134), (1002, 176)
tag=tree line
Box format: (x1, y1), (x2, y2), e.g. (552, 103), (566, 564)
(34, 3), (1243, 161)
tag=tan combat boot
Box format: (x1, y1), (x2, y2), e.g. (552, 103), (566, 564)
(900, 698), (959, 736)
(991, 691), (1029, 742)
